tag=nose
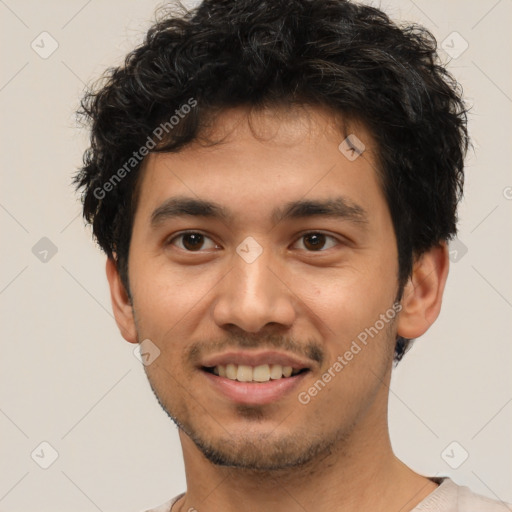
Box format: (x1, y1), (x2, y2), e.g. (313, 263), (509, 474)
(212, 246), (296, 333)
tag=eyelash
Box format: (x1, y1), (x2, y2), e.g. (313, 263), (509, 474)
(166, 231), (342, 252)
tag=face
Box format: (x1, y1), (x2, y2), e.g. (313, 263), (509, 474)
(123, 106), (402, 470)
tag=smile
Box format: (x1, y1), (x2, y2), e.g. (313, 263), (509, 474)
(203, 363), (307, 382)
(199, 350), (313, 404)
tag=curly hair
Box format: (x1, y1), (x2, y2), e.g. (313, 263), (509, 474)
(74, 0), (469, 361)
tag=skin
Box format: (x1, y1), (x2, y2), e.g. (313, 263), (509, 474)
(106, 105), (449, 512)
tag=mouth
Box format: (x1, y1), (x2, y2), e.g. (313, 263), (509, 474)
(202, 364), (308, 382)
(199, 351), (313, 405)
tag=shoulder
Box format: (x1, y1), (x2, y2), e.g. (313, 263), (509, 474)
(413, 478), (510, 512)
(457, 482), (510, 512)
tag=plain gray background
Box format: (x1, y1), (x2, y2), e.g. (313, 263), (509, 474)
(1, 0), (511, 510)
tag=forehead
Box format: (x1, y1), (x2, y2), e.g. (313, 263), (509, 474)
(133, 105), (385, 228)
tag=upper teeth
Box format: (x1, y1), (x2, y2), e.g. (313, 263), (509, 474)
(212, 364), (297, 382)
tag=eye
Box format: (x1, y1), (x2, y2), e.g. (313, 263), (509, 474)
(167, 232), (219, 252)
(292, 232), (340, 251)
(167, 231), (342, 253)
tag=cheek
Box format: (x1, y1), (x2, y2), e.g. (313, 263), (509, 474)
(131, 258), (215, 320)
(293, 269), (397, 388)
(294, 265), (389, 328)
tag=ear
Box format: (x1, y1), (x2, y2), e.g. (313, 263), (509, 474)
(105, 257), (138, 344)
(397, 241), (450, 339)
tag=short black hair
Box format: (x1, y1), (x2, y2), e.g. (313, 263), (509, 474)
(74, 0), (469, 361)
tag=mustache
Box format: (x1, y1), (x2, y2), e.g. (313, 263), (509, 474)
(185, 333), (325, 366)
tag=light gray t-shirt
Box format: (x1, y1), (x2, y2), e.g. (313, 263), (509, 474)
(143, 478), (510, 512)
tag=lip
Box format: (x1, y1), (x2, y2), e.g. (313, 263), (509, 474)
(200, 350), (313, 371)
(202, 370), (309, 405)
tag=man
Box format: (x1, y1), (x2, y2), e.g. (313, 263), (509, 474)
(74, 0), (508, 510)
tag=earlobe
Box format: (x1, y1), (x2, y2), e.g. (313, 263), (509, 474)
(396, 242), (450, 339)
(105, 257), (138, 344)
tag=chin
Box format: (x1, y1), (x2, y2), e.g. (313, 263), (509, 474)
(189, 432), (337, 471)
(181, 409), (348, 471)
(147, 372), (353, 472)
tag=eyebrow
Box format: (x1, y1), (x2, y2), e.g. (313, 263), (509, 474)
(150, 195), (368, 227)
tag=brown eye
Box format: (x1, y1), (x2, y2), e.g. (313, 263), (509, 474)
(181, 233), (204, 251)
(294, 232), (339, 251)
(169, 232), (218, 251)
